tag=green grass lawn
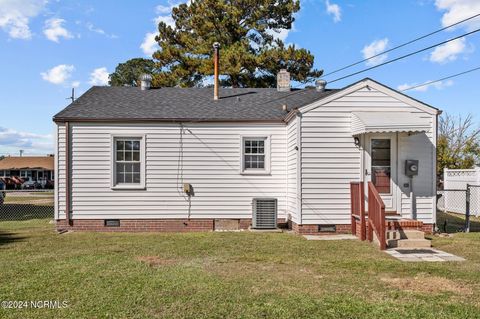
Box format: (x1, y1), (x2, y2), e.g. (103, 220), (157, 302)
(437, 211), (480, 233)
(0, 219), (480, 318)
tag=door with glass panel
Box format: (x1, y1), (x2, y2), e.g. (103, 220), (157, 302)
(365, 134), (397, 211)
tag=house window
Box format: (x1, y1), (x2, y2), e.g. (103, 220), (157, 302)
(241, 136), (270, 174)
(112, 137), (145, 188)
(20, 170), (27, 178)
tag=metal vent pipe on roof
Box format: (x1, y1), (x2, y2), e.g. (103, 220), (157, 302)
(140, 74), (152, 90)
(213, 42), (220, 100)
(315, 79), (327, 92)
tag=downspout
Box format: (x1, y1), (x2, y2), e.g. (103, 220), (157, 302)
(65, 121), (71, 226)
(434, 113), (439, 229)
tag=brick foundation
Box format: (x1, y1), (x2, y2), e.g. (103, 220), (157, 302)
(290, 221), (351, 235)
(56, 218), (288, 232)
(292, 219), (434, 236)
(56, 219), (215, 232)
(352, 218), (434, 235)
(56, 218), (433, 234)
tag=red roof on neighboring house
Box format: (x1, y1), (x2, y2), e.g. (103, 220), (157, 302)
(0, 156), (54, 170)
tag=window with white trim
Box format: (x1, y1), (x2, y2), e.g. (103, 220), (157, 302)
(114, 138), (143, 186)
(241, 136), (270, 174)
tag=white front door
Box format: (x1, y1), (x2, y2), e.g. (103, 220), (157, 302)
(364, 133), (397, 212)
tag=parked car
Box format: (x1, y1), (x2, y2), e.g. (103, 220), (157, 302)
(21, 177), (41, 190)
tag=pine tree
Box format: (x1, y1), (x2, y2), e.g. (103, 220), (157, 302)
(109, 0), (322, 88)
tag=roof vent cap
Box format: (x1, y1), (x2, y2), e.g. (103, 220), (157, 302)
(277, 69), (290, 92)
(140, 73), (152, 90)
(315, 79), (327, 92)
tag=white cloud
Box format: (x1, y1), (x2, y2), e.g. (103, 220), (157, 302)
(141, 2), (186, 56)
(397, 80), (454, 92)
(71, 81), (80, 88)
(435, 0), (480, 31)
(86, 22), (118, 39)
(43, 18), (73, 42)
(88, 67), (109, 86)
(429, 37), (466, 63)
(0, 0), (47, 39)
(140, 15), (176, 55)
(154, 15), (175, 28)
(0, 126), (53, 154)
(325, 0), (341, 23)
(266, 28), (290, 42)
(361, 38), (389, 66)
(140, 32), (159, 56)
(156, 4), (172, 14)
(41, 64), (75, 85)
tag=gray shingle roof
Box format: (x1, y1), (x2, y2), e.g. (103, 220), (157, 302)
(53, 86), (339, 122)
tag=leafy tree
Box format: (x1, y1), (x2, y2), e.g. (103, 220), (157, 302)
(437, 113), (480, 183)
(109, 58), (157, 87)
(149, 0), (322, 87)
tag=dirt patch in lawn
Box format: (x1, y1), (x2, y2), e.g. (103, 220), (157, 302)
(136, 256), (177, 267)
(380, 273), (472, 294)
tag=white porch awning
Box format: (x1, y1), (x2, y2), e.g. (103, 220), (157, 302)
(351, 112), (430, 136)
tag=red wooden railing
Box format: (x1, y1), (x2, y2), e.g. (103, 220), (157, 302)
(367, 181), (386, 250)
(350, 182), (366, 241)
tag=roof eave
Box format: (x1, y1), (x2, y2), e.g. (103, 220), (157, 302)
(52, 117), (286, 124)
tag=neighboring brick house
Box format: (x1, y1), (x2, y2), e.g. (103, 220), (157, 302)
(0, 156), (55, 184)
(53, 74), (440, 238)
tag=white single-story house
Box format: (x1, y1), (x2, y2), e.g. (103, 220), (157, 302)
(53, 74), (440, 238)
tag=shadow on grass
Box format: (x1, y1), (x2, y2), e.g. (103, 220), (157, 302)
(0, 230), (25, 246)
(437, 211), (480, 233)
(0, 204), (53, 221)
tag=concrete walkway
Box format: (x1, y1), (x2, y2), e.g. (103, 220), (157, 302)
(385, 248), (465, 262)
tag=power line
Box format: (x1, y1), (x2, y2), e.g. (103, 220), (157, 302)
(400, 66), (480, 92)
(323, 13), (480, 78)
(328, 27), (480, 84)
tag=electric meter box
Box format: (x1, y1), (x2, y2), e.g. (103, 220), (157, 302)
(405, 160), (419, 177)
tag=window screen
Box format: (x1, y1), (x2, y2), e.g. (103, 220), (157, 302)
(115, 139), (141, 184)
(243, 138), (266, 170)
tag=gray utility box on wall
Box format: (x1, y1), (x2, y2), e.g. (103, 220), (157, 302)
(252, 198), (278, 229)
(405, 160), (419, 177)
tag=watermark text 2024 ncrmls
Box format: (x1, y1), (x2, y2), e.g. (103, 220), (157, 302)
(1, 300), (68, 309)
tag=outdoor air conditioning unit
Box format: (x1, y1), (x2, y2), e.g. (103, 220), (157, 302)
(252, 198), (277, 229)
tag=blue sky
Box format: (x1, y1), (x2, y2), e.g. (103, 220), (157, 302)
(0, 0), (479, 155)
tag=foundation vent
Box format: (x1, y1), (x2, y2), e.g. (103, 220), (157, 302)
(105, 219), (120, 227)
(252, 198), (277, 229)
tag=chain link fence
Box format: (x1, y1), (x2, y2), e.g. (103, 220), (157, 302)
(437, 184), (480, 232)
(0, 190), (54, 221)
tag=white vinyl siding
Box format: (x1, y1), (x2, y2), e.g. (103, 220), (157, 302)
(56, 123), (66, 220)
(286, 116), (299, 223)
(56, 122), (286, 220)
(299, 86), (436, 225)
